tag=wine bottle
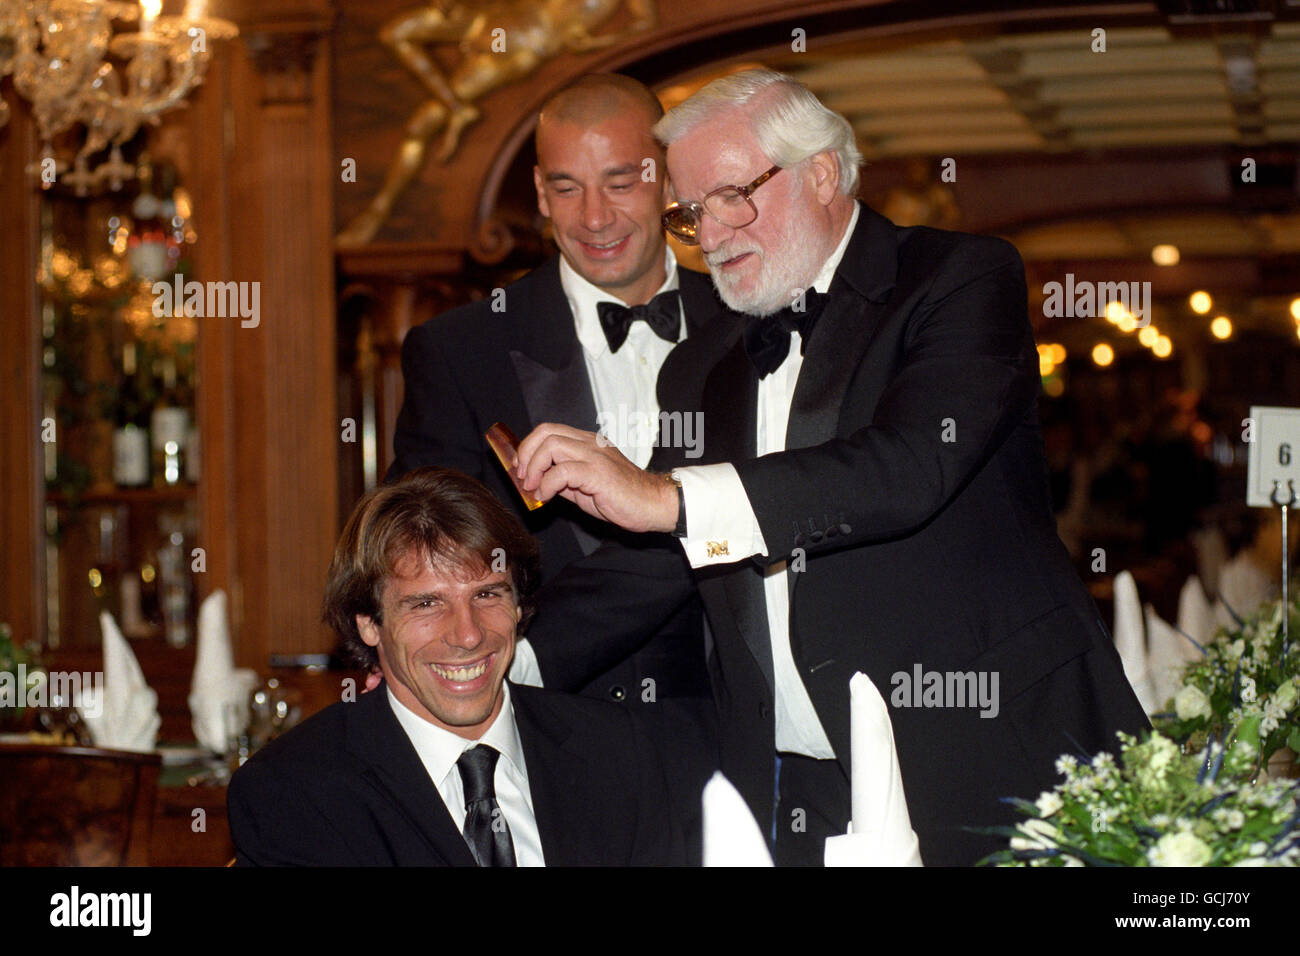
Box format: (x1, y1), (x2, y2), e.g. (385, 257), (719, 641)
(151, 356), (189, 487)
(128, 158), (170, 282)
(112, 342), (150, 488)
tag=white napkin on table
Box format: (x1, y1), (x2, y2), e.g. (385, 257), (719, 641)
(76, 611), (161, 752)
(702, 772), (774, 867)
(1145, 604), (1201, 714)
(188, 590), (259, 753)
(1176, 575), (1216, 651)
(824, 671), (923, 866)
(1113, 570), (1158, 714)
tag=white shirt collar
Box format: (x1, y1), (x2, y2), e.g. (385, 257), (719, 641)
(386, 680), (528, 790)
(560, 246), (681, 359)
(810, 202), (860, 295)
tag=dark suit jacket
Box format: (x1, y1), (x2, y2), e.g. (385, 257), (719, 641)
(227, 682), (691, 866)
(387, 257), (723, 705)
(530, 205), (1149, 866)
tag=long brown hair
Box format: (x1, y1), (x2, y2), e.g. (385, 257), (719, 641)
(323, 468), (540, 669)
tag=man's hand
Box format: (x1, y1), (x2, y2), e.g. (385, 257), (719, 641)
(515, 423), (678, 533)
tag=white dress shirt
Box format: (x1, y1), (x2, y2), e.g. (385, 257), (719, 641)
(674, 204), (860, 757)
(387, 682), (546, 866)
(562, 247), (685, 469)
(510, 248), (684, 689)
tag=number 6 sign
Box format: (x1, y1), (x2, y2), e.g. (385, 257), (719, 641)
(1247, 406), (1300, 506)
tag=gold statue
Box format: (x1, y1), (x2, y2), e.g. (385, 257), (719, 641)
(336, 0), (658, 247)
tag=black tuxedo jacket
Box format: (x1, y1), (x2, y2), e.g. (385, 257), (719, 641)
(227, 682), (691, 866)
(387, 258), (724, 705)
(531, 205), (1149, 866)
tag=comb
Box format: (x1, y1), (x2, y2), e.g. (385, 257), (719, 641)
(484, 422), (544, 511)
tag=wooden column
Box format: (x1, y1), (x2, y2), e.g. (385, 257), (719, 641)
(191, 2), (340, 669)
(0, 90), (44, 648)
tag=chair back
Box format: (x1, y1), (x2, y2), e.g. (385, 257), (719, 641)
(0, 743), (162, 866)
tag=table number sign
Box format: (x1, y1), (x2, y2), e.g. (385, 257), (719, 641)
(1246, 406), (1300, 507)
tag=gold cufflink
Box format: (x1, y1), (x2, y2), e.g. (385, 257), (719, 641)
(706, 541), (729, 557)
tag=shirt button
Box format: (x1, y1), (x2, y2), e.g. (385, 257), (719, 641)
(758, 701), (770, 719)
(609, 685), (626, 701)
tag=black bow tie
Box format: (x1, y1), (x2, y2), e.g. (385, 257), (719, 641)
(596, 290), (681, 354)
(742, 289), (830, 378)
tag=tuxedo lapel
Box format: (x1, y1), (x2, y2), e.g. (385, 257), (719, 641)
(786, 205), (898, 453)
(504, 260), (602, 555)
(507, 260), (600, 435)
(510, 689), (604, 866)
(677, 267), (723, 337)
(785, 285), (881, 452)
(700, 342), (775, 693)
(344, 687), (477, 866)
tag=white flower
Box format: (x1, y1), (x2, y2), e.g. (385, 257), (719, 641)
(1225, 810), (1245, 830)
(1035, 791), (1063, 817)
(1148, 832), (1212, 867)
(1174, 685), (1212, 721)
(1249, 841), (1269, 855)
(1055, 754), (1077, 776)
(1010, 817), (1060, 852)
(1225, 639), (1246, 661)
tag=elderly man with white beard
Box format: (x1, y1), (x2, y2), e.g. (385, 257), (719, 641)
(515, 68), (1148, 866)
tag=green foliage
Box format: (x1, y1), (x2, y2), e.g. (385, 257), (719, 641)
(983, 731), (1300, 867)
(1154, 595), (1300, 770)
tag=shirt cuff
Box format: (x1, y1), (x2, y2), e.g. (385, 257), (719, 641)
(510, 638), (545, 688)
(674, 463), (768, 568)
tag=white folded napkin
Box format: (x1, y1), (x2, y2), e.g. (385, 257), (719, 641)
(76, 612), (161, 752)
(1146, 604), (1200, 714)
(702, 772), (774, 867)
(1176, 575), (1216, 651)
(188, 590), (259, 753)
(1215, 554), (1277, 629)
(1113, 571), (1158, 714)
(824, 671), (923, 866)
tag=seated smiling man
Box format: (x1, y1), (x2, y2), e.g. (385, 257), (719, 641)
(228, 467), (690, 866)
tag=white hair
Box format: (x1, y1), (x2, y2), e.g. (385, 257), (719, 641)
(654, 68), (862, 196)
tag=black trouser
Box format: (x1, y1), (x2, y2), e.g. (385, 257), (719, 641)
(772, 752), (851, 867)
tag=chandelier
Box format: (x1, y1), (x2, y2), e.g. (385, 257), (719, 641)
(0, 1), (237, 193)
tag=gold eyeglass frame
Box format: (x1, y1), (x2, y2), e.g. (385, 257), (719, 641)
(661, 164), (784, 245)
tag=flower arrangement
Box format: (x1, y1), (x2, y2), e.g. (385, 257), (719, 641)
(984, 731), (1300, 866)
(0, 622), (45, 728)
(1154, 596), (1300, 771)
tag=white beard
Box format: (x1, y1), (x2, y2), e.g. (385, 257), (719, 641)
(705, 207), (827, 317)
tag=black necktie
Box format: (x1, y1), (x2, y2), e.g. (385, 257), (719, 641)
(596, 290), (681, 353)
(457, 745), (516, 867)
(742, 289), (830, 378)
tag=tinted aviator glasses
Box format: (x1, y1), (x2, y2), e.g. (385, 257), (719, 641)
(661, 165), (783, 245)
